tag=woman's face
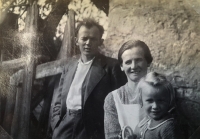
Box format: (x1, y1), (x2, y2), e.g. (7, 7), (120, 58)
(121, 47), (149, 82)
(142, 84), (170, 120)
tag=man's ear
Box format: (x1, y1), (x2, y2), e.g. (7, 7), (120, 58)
(147, 63), (151, 67)
(100, 39), (104, 45)
(75, 37), (78, 46)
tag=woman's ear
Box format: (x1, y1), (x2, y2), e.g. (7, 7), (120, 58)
(120, 66), (124, 71)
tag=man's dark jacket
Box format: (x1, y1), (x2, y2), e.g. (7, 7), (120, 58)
(51, 54), (127, 139)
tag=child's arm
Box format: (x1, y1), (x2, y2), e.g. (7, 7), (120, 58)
(160, 120), (185, 139)
(133, 125), (140, 139)
(133, 117), (150, 139)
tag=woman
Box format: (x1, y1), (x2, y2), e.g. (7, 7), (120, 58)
(104, 40), (153, 139)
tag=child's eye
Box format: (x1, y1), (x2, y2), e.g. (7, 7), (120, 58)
(146, 99), (153, 103)
(157, 99), (168, 104)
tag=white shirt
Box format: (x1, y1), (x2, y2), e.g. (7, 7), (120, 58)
(66, 58), (94, 110)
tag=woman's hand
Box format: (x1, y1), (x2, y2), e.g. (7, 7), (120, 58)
(121, 126), (137, 139)
(124, 134), (137, 139)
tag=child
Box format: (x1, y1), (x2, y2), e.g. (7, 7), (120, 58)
(133, 72), (183, 139)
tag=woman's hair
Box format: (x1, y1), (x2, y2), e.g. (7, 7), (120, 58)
(136, 72), (175, 112)
(118, 40), (153, 65)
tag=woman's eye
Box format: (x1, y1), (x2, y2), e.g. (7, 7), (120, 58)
(125, 60), (132, 65)
(136, 58), (143, 63)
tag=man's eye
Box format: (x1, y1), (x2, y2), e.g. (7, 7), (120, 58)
(81, 37), (88, 41)
(91, 38), (98, 41)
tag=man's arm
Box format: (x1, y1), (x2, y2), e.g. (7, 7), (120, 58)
(111, 61), (127, 90)
(50, 67), (67, 130)
(104, 93), (121, 139)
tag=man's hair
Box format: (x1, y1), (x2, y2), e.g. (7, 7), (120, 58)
(75, 18), (104, 38)
(136, 72), (175, 112)
(118, 40), (153, 65)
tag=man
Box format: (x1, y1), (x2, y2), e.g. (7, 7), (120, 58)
(51, 18), (127, 139)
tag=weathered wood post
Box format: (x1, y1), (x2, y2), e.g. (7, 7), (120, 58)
(11, 1), (38, 139)
(0, 6), (77, 139)
(34, 9), (77, 139)
(2, 76), (17, 134)
(58, 10), (76, 59)
(9, 70), (23, 138)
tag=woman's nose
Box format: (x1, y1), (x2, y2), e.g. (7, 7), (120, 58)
(130, 61), (137, 69)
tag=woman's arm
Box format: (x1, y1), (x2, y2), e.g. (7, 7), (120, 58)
(104, 93), (121, 139)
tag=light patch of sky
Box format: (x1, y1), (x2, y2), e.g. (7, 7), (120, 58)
(3, 0), (108, 42)
(18, 7), (27, 31)
(39, 3), (52, 19)
(8, 0), (53, 31)
(1, 1), (12, 12)
(37, 0), (47, 6)
(55, 0), (108, 42)
(54, 13), (68, 41)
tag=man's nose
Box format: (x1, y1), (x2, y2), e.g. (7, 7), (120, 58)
(85, 39), (91, 45)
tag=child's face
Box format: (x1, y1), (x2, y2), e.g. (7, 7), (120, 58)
(142, 84), (170, 120)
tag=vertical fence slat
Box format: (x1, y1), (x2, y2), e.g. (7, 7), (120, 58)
(58, 10), (76, 59)
(11, 2), (38, 139)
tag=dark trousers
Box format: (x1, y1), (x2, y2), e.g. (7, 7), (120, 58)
(52, 109), (88, 139)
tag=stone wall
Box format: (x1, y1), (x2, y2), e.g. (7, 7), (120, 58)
(104, 0), (200, 127)
(105, 0), (200, 95)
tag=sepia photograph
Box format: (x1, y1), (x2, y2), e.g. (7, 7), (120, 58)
(0, 0), (200, 139)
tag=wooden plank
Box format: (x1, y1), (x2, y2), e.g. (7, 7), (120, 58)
(0, 126), (13, 139)
(35, 58), (68, 79)
(11, 76), (23, 138)
(1, 50), (4, 62)
(0, 55), (49, 70)
(36, 10), (76, 78)
(0, 90), (1, 125)
(11, 2), (38, 139)
(2, 83), (17, 134)
(0, 57), (26, 70)
(20, 59), (35, 139)
(67, 10), (76, 56)
(57, 10), (76, 59)
(1, 56), (69, 80)
(189, 126), (200, 139)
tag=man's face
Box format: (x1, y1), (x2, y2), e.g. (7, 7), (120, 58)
(142, 84), (170, 120)
(121, 47), (149, 82)
(76, 25), (102, 59)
